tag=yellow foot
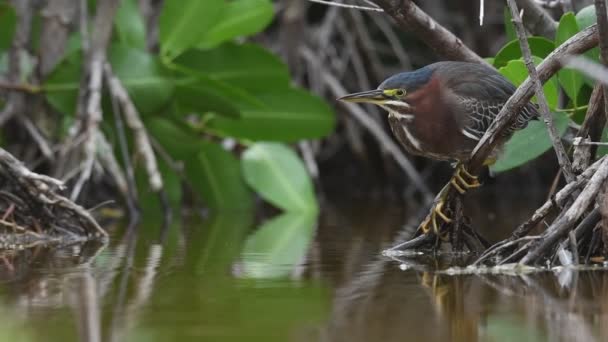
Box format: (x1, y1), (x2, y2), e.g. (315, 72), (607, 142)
(420, 198), (452, 238)
(450, 163), (481, 195)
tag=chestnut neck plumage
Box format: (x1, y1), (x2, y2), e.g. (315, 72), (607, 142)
(385, 75), (473, 161)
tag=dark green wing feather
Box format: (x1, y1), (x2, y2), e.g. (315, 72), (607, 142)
(430, 61), (539, 140)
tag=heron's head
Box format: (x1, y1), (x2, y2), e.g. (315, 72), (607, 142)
(337, 67), (434, 116)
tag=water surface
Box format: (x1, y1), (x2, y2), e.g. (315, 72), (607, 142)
(0, 201), (606, 342)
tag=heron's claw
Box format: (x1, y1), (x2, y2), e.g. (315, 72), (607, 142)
(420, 198), (452, 239)
(450, 163), (481, 195)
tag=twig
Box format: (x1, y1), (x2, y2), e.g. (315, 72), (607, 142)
(70, 0), (121, 200)
(372, 0), (487, 64)
(468, 24), (598, 178)
(107, 74), (140, 219)
(104, 63), (163, 192)
(508, 0), (575, 183)
(479, 0), (485, 26)
(572, 84), (604, 172)
(386, 233), (434, 251)
(520, 156), (608, 264)
(595, 0), (608, 143)
(0, 147), (106, 238)
(515, 0), (558, 38)
(307, 0), (383, 12)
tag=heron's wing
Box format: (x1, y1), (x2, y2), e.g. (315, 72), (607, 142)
(459, 98), (539, 141)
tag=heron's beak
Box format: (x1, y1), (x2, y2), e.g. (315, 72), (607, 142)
(337, 89), (387, 104)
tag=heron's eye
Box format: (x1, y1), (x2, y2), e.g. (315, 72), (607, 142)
(394, 89), (406, 97)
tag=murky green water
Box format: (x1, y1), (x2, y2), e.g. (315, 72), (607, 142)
(0, 201), (607, 342)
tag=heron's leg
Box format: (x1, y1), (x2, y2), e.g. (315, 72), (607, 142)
(450, 163), (481, 195)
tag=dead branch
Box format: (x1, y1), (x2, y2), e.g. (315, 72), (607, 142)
(70, 0), (121, 200)
(0, 147), (106, 239)
(520, 156), (608, 264)
(0, 0), (33, 126)
(515, 0), (558, 38)
(573, 84), (604, 172)
(468, 24), (598, 177)
(372, 0), (487, 65)
(104, 63), (163, 192)
(508, 0), (575, 182)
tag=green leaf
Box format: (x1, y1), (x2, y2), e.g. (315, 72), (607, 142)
(159, 0), (224, 60)
(198, 0), (274, 49)
(493, 37), (555, 68)
(576, 5), (596, 31)
(145, 117), (202, 159)
(109, 44), (174, 114)
(576, 5), (600, 86)
(115, 0), (146, 49)
(0, 3), (16, 51)
(491, 112), (569, 173)
(499, 59), (559, 110)
(242, 142), (317, 212)
(503, 6), (516, 42)
(241, 212), (316, 278)
(208, 88), (336, 142)
(187, 142), (254, 211)
(174, 78), (241, 118)
(556, 12), (583, 104)
(44, 46), (174, 115)
(174, 43), (290, 92)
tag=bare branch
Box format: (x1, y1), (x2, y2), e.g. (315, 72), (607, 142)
(372, 0), (487, 64)
(307, 0), (383, 12)
(507, 0), (575, 182)
(516, 0), (558, 38)
(595, 0), (608, 136)
(70, 0), (121, 200)
(468, 24), (598, 177)
(520, 156), (608, 264)
(104, 63), (164, 192)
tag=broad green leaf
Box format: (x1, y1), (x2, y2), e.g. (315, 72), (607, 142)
(198, 0), (274, 49)
(240, 212), (316, 278)
(187, 142), (253, 211)
(174, 43), (290, 92)
(491, 112), (569, 173)
(242, 142), (317, 212)
(109, 44), (174, 114)
(175, 75), (245, 118)
(0, 3), (16, 51)
(145, 117), (201, 159)
(115, 0), (146, 49)
(159, 0), (224, 60)
(556, 12), (583, 104)
(499, 59), (558, 110)
(576, 5), (596, 31)
(493, 37), (554, 68)
(45, 46), (174, 115)
(576, 5), (600, 86)
(503, 6), (516, 42)
(208, 88), (336, 142)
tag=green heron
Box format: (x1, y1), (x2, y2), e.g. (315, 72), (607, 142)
(339, 61), (538, 235)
